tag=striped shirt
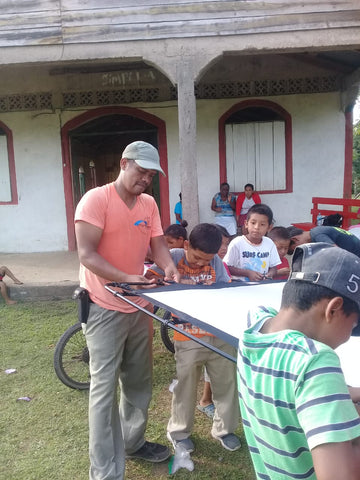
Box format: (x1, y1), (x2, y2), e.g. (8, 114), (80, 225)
(237, 307), (360, 480)
(213, 192), (236, 217)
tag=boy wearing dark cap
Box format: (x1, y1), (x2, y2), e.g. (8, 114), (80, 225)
(287, 225), (360, 257)
(237, 243), (360, 480)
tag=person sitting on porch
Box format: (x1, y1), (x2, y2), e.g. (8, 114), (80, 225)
(174, 192), (187, 225)
(211, 182), (237, 237)
(0, 266), (22, 305)
(235, 183), (261, 235)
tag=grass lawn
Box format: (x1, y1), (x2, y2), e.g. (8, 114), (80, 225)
(0, 300), (255, 480)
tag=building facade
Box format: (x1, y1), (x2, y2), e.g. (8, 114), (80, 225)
(1, 1), (360, 252)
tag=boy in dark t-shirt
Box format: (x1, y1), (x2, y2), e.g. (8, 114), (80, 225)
(287, 225), (360, 256)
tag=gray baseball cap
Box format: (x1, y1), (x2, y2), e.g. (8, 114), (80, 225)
(122, 141), (165, 176)
(290, 242), (360, 335)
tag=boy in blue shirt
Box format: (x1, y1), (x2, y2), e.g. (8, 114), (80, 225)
(147, 223), (240, 453)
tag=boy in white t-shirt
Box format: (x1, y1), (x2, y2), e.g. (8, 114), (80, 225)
(224, 204), (280, 281)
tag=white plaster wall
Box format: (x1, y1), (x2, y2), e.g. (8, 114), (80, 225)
(0, 91), (346, 252)
(197, 92), (345, 228)
(0, 111), (68, 252)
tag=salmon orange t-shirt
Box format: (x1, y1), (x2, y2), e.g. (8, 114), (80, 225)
(74, 182), (163, 312)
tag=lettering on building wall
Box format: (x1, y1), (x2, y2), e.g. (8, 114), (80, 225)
(102, 70), (156, 87)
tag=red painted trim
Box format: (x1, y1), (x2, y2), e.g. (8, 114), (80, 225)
(0, 121), (18, 205)
(218, 99), (293, 194)
(61, 106), (170, 251)
(311, 197), (360, 230)
(61, 133), (74, 249)
(343, 110), (353, 198)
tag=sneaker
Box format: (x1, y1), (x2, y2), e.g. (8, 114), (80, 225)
(126, 441), (171, 463)
(212, 433), (241, 451)
(167, 432), (194, 453)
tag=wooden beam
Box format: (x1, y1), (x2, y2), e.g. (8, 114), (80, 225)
(283, 53), (355, 74)
(1, 1), (360, 47)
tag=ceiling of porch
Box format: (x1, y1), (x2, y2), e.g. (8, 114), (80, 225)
(0, 49), (359, 113)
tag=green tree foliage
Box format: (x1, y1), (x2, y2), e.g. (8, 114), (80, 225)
(353, 120), (360, 195)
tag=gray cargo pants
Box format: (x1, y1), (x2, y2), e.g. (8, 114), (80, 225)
(84, 302), (153, 480)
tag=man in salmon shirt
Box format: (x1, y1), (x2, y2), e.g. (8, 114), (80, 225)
(75, 141), (179, 480)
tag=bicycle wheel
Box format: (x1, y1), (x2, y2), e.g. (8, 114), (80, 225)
(54, 323), (90, 390)
(159, 310), (175, 354)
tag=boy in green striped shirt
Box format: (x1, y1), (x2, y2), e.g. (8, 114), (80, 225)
(237, 243), (360, 480)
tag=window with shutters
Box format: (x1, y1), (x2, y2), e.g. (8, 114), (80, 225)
(219, 100), (293, 194)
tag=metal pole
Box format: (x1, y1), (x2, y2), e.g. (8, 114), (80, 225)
(104, 284), (236, 363)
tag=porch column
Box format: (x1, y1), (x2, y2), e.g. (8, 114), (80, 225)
(176, 61), (199, 231)
(341, 83), (360, 197)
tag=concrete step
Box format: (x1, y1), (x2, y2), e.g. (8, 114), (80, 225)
(8, 281), (79, 302)
(1, 251), (79, 302)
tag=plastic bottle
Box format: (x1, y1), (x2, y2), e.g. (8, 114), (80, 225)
(168, 444), (194, 474)
(317, 213), (323, 226)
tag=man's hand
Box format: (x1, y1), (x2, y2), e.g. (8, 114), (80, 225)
(122, 274), (158, 290)
(164, 265), (181, 283)
(151, 236), (180, 283)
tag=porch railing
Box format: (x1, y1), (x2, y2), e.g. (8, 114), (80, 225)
(292, 197), (360, 231)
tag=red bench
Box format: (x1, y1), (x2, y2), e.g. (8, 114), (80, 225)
(292, 197), (360, 231)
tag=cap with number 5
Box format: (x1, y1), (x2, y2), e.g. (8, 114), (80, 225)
(290, 242), (360, 336)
